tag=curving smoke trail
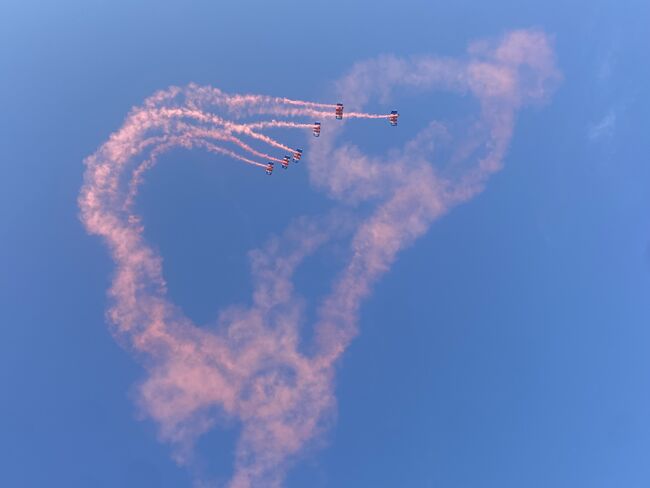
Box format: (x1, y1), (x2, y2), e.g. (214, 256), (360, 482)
(79, 29), (560, 488)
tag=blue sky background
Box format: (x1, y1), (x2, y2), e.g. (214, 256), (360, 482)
(1, 0), (650, 486)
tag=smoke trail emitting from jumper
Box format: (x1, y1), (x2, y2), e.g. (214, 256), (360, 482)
(79, 29), (560, 488)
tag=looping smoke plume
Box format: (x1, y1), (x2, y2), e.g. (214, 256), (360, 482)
(79, 29), (559, 487)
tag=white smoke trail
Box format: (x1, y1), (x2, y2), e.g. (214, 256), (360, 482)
(79, 29), (560, 488)
(174, 85), (385, 120)
(244, 120), (314, 131)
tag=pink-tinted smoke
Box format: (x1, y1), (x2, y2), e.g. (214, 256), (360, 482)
(79, 29), (559, 488)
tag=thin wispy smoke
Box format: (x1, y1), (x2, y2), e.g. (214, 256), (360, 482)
(79, 29), (559, 487)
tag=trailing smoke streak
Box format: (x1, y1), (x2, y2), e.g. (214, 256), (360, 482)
(341, 112), (392, 119)
(124, 133), (267, 210)
(216, 93), (336, 111)
(152, 107), (297, 156)
(174, 124), (285, 162)
(280, 99), (338, 109)
(244, 120), (315, 131)
(79, 30), (560, 488)
(169, 85), (389, 121)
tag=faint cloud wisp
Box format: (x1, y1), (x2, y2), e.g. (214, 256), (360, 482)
(588, 108), (617, 141)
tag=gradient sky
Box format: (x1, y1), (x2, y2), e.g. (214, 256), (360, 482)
(2, 0), (650, 487)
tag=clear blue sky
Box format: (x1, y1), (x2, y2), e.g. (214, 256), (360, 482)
(1, 0), (650, 487)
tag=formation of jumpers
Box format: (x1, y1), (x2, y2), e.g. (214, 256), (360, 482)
(207, 100), (398, 176)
